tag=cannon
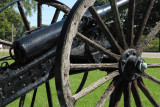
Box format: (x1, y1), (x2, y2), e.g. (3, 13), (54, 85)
(0, 0), (160, 106)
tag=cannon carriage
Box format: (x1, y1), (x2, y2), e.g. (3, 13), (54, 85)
(0, 0), (160, 106)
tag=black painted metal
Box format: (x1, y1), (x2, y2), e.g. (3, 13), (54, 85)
(0, 47), (55, 106)
(30, 88), (37, 107)
(119, 49), (144, 81)
(12, 0), (130, 64)
(13, 20), (64, 64)
(45, 81), (53, 107)
(19, 95), (26, 107)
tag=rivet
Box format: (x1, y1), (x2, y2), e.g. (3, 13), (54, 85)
(48, 60), (51, 63)
(2, 96), (5, 100)
(8, 82), (11, 86)
(19, 76), (23, 80)
(23, 84), (26, 87)
(11, 91), (14, 94)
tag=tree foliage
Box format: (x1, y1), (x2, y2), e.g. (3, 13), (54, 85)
(134, 0), (160, 35)
(0, 0), (37, 16)
(0, 0), (38, 41)
(0, 8), (24, 41)
(95, 0), (160, 36)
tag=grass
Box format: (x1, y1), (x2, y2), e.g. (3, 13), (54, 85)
(141, 36), (160, 52)
(0, 53), (159, 107)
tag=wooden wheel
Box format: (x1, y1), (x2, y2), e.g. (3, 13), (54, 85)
(0, 0), (70, 61)
(55, 0), (160, 106)
(0, 0), (70, 106)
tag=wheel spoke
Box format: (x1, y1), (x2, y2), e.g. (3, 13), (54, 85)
(95, 78), (122, 107)
(72, 71), (119, 101)
(76, 32), (120, 61)
(126, 0), (136, 47)
(17, 1), (31, 31)
(75, 72), (88, 94)
(109, 0), (128, 49)
(137, 78), (159, 106)
(140, 72), (160, 85)
(45, 81), (53, 107)
(37, 3), (42, 27)
(134, 0), (155, 47)
(109, 80), (123, 107)
(30, 88), (38, 107)
(88, 6), (124, 54)
(131, 80), (143, 107)
(19, 95), (26, 107)
(51, 9), (60, 24)
(70, 63), (118, 70)
(124, 82), (132, 107)
(137, 21), (160, 53)
(0, 39), (12, 46)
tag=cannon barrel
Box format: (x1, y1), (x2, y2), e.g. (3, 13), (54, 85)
(13, 0), (129, 64)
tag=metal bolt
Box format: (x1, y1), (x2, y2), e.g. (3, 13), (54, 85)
(138, 60), (147, 72)
(122, 60), (126, 65)
(133, 51), (136, 56)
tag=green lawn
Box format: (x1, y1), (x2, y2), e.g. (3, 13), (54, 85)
(141, 36), (160, 52)
(0, 52), (159, 107)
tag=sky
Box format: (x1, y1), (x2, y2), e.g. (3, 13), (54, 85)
(27, 0), (77, 27)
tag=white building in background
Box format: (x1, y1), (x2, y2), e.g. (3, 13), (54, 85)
(0, 44), (4, 49)
(0, 44), (3, 49)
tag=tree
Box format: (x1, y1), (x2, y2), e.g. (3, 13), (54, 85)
(0, 8), (24, 41)
(0, 0), (37, 16)
(0, 0), (38, 41)
(95, 0), (160, 35)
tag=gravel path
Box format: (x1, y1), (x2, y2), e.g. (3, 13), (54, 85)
(142, 52), (160, 58)
(0, 49), (9, 53)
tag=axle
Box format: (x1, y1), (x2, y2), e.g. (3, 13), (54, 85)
(119, 49), (147, 81)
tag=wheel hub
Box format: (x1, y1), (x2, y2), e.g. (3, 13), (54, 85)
(119, 49), (147, 81)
